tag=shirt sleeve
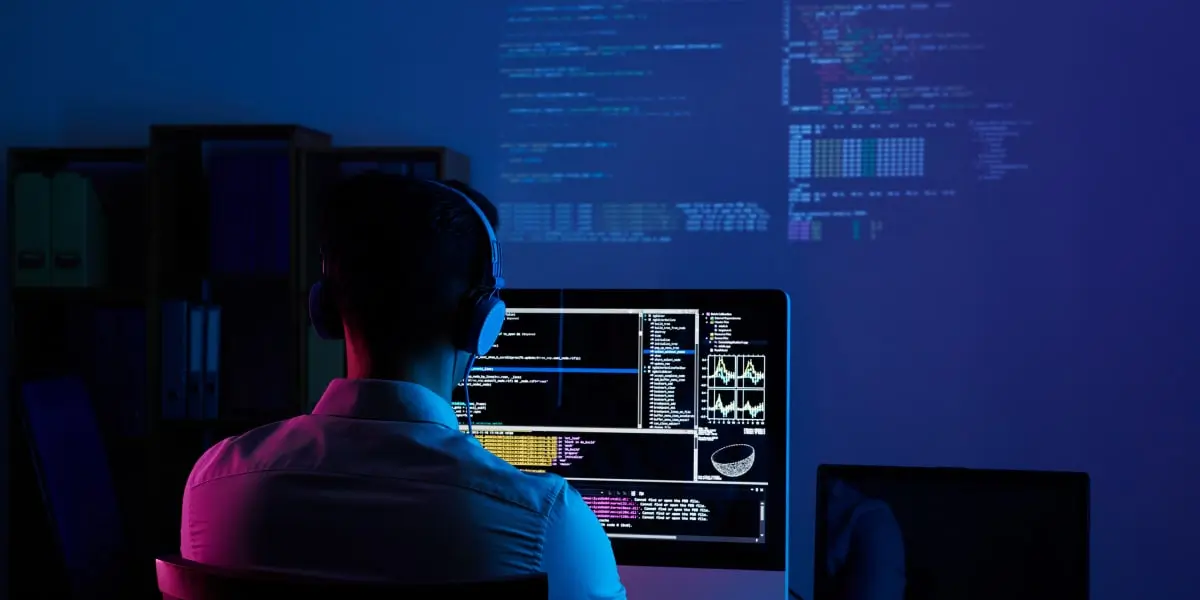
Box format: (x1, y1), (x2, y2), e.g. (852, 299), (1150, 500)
(540, 484), (627, 600)
(179, 437), (233, 560)
(844, 503), (907, 600)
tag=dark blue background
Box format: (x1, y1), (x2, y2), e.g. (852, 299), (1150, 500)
(2, 1), (1197, 598)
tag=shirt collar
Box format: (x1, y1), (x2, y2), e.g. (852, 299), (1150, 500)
(312, 378), (460, 430)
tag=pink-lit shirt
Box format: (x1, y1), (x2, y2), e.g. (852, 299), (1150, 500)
(181, 378), (625, 600)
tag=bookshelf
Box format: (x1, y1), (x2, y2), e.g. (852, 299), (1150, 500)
(6, 146), (151, 596)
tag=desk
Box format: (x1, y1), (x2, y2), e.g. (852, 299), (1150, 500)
(619, 565), (788, 599)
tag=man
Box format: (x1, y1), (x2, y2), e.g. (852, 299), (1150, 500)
(823, 479), (907, 600)
(181, 174), (626, 600)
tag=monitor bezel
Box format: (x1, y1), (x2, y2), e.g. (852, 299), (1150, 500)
(812, 464), (1091, 600)
(499, 288), (789, 572)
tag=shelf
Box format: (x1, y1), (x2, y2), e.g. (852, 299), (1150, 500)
(8, 147), (147, 170)
(150, 124), (330, 148)
(209, 272), (291, 286)
(13, 286), (149, 306)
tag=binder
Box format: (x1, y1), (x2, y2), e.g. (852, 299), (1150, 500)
(209, 153), (291, 275)
(203, 305), (221, 420)
(187, 305), (205, 420)
(411, 161), (438, 179)
(50, 172), (106, 287)
(379, 162), (410, 175)
(13, 173), (53, 286)
(160, 301), (189, 420)
(208, 155), (257, 276)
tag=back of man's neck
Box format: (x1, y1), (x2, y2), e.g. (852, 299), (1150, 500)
(346, 367), (452, 402)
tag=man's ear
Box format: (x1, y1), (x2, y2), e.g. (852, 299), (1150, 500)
(453, 349), (474, 384)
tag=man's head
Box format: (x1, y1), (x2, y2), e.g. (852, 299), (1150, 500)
(320, 173), (500, 396)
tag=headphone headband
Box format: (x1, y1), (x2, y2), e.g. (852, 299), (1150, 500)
(318, 178), (504, 288)
(423, 180), (504, 290)
(310, 176), (506, 358)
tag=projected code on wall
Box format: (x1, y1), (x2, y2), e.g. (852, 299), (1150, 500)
(782, 2), (991, 116)
(782, 2), (1035, 243)
(491, 1), (1036, 244)
(496, 0), (774, 243)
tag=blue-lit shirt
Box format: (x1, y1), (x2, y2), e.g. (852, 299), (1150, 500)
(825, 480), (907, 600)
(181, 378), (626, 600)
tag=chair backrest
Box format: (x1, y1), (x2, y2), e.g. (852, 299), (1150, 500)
(156, 555), (549, 600)
(21, 377), (125, 598)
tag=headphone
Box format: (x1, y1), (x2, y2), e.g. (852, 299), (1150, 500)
(308, 179), (506, 433)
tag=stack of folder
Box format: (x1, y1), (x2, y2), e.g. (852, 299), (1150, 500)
(207, 150), (292, 276)
(13, 172), (107, 287)
(161, 300), (221, 420)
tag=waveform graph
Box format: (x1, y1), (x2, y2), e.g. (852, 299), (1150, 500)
(705, 355), (766, 424)
(736, 355), (766, 388)
(706, 354), (766, 387)
(705, 389), (766, 425)
(738, 389), (765, 421)
(706, 355), (736, 386)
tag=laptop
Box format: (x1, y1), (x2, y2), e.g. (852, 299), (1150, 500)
(814, 464), (1090, 600)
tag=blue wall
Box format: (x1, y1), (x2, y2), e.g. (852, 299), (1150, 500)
(3, 1), (1199, 599)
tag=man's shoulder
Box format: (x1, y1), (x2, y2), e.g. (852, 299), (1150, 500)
(186, 415), (570, 518)
(444, 433), (570, 516)
(185, 416), (299, 486)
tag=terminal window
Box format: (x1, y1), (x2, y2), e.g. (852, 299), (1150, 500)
(455, 306), (772, 543)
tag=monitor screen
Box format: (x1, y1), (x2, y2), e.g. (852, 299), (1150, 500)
(453, 289), (789, 570)
(815, 465), (1090, 600)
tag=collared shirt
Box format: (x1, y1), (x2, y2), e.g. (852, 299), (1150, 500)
(181, 378), (626, 600)
(824, 480), (907, 600)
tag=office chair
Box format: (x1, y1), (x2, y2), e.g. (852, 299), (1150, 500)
(156, 555), (549, 600)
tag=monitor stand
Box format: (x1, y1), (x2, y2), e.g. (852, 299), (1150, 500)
(619, 565), (787, 600)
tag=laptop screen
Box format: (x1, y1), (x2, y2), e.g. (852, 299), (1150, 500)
(814, 465), (1089, 600)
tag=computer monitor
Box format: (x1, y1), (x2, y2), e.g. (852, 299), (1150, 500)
(455, 289), (790, 599)
(814, 465), (1090, 600)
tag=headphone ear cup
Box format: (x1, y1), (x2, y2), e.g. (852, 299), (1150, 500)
(455, 291), (506, 356)
(308, 280), (345, 340)
(471, 297), (507, 357)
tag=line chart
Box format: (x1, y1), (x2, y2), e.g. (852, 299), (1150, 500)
(706, 355), (766, 388)
(705, 389), (766, 423)
(705, 354), (767, 424)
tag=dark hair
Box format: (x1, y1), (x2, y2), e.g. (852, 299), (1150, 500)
(321, 173), (500, 354)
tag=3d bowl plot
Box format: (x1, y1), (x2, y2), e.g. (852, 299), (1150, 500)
(710, 444), (756, 478)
